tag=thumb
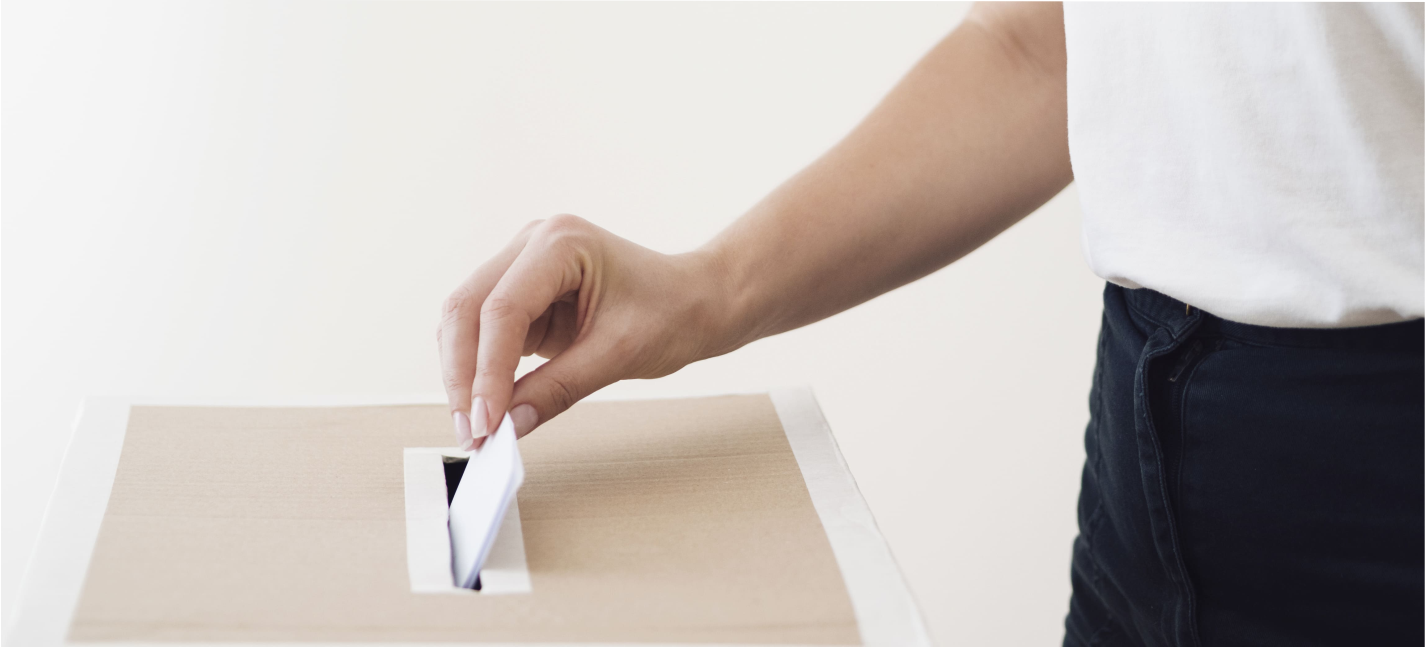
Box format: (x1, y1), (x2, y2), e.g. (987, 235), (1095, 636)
(507, 340), (624, 437)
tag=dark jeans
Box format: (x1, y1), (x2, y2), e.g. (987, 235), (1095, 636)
(1064, 284), (1423, 647)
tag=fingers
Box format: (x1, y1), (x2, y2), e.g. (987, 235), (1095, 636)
(535, 300), (579, 358)
(437, 221), (541, 449)
(440, 288), (485, 449)
(470, 228), (588, 439)
(523, 306), (554, 356)
(507, 339), (625, 437)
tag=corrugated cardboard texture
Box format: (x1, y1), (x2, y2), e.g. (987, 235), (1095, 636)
(68, 395), (860, 643)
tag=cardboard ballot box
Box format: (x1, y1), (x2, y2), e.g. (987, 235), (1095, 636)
(8, 389), (929, 647)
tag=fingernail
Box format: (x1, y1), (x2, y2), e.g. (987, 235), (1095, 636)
(453, 411), (473, 448)
(471, 397), (490, 439)
(511, 404), (538, 436)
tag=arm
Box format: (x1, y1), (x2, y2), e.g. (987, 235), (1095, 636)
(706, 2), (1071, 348)
(438, 2), (1071, 446)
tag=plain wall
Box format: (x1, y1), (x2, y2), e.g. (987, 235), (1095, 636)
(2, 2), (1106, 644)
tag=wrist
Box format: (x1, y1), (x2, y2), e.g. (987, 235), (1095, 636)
(674, 245), (758, 362)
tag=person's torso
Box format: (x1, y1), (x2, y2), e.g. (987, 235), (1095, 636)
(1063, 2), (1424, 328)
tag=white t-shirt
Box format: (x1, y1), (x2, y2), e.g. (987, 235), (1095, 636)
(1063, 3), (1424, 328)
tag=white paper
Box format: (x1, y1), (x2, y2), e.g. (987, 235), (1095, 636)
(448, 413), (525, 590)
(477, 498), (533, 593)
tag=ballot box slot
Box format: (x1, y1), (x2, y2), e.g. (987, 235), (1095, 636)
(441, 455), (480, 590)
(402, 447), (532, 595)
(442, 455), (468, 504)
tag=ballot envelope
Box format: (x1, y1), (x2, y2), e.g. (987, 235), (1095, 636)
(7, 388), (929, 647)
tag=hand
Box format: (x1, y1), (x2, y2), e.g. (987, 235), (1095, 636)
(437, 2), (1071, 449)
(438, 214), (730, 448)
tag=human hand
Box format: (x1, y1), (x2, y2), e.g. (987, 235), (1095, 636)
(437, 4), (1073, 451)
(438, 215), (732, 448)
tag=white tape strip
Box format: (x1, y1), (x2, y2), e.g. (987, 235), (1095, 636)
(402, 448), (458, 592)
(770, 387), (932, 647)
(5, 398), (132, 647)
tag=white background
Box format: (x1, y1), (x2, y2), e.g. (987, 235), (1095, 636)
(3, 2), (1105, 644)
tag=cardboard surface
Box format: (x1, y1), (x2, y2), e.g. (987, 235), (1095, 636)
(68, 395), (860, 644)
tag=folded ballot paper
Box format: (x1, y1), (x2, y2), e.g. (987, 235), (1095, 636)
(448, 413), (524, 590)
(8, 389), (930, 647)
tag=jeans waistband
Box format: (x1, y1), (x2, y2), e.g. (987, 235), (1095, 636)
(1112, 284), (1423, 352)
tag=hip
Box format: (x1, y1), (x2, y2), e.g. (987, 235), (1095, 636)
(1066, 283), (1424, 647)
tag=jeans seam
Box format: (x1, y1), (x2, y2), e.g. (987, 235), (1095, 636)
(1136, 324), (1202, 647)
(1171, 352), (1212, 647)
(1121, 295), (1336, 353)
(1208, 330), (1340, 351)
(1125, 300), (1174, 331)
(1088, 315), (1110, 530)
(1072, 311), (1114, 647)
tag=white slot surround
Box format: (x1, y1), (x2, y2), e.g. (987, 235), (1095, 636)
(402, 447), (532, 594)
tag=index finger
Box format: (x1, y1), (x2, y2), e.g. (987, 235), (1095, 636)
(438, 222), (541, 446)
(471, 235), (586, 437)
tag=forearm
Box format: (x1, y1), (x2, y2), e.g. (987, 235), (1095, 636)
(699, 3), (1072, 353)
(436, 3), (1074, 437)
